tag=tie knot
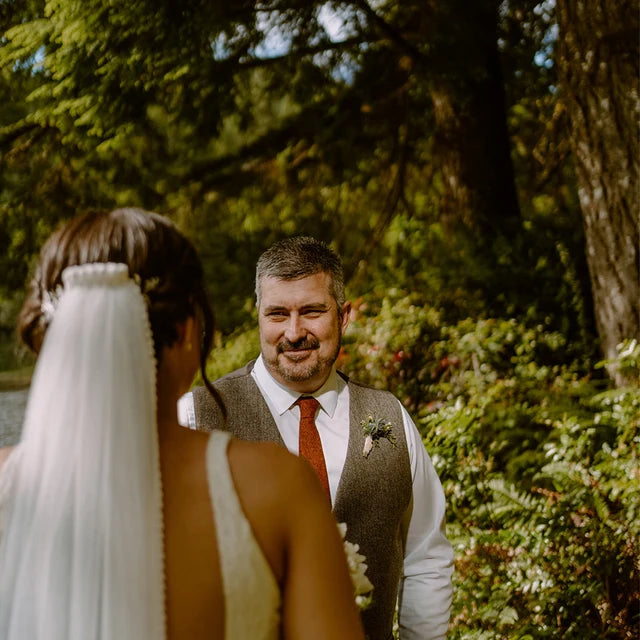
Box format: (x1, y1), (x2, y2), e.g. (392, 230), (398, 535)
(296, 396), (319, 419)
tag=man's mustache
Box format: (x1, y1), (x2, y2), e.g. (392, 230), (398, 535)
(277, 337), (320, 353)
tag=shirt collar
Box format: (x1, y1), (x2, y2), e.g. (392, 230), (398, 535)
(253, 354), (341, 417)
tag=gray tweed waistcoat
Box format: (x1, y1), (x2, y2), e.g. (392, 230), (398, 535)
(193, 361), (412, 640)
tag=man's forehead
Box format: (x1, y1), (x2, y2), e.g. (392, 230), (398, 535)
(259, 273), (333, 302)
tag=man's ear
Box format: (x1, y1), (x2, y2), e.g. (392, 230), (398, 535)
(340, 301), (351, 332)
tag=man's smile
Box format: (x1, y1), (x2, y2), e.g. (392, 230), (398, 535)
(279, 346), (317, 360)
(277, 338), (320, 356)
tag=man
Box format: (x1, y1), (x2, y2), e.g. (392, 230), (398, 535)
(180, 237), (454, 640)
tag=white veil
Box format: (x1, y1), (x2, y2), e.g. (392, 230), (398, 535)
(0, 263), (165, 639)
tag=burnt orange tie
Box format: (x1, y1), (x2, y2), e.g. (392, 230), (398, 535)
(296, 396), (330, 499)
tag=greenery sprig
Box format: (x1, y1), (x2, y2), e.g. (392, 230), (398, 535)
(360, 415), (397, 457)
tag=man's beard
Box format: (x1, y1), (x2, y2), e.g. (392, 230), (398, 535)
(269, 333), (341, 384)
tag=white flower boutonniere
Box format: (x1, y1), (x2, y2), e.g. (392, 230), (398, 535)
(360, 414), (397, 457)
(337, 522), (374, 610)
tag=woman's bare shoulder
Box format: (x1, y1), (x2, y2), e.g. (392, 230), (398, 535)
(227, 438), (292, 467)
(228, 439), (319, 497)
(226, 438), (328, 531)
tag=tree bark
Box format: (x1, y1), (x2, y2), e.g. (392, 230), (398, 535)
(427, 0), (521, 239)
(361, 0), (521, 240)
(556, 0), (640, 386)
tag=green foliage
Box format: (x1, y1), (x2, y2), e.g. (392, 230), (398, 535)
(613, 339), (640, 380)
(437, 384), (639, 640)
(343, 299), (638, 638)
(0, 290), (34, 372)
(0, 0), (578, 310)
(341, 290), (443, 414)
(201, 324), (260, 384)
(596, 339), (640, 389)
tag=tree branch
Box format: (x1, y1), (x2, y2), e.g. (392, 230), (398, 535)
(349, 0), (424, 63)
(233, 35), (365, 70)
(1, 123), (56, 156)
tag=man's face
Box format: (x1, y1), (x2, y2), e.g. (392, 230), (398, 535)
(258, 272), (350, 393)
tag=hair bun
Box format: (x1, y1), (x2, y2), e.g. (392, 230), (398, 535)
(62, 263), (130, 288)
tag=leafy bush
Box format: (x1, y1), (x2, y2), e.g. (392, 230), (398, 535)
(340, 291), (443, 414)
(427, 386), (638, 639)
(342, 292), (639, 639)
(202, 324), (260, 383)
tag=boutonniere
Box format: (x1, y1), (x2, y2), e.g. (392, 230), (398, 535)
(361, 414), (397, 457)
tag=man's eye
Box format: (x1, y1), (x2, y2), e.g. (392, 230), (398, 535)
(302, 309), (323, 317)
(268, 311), (288, 318)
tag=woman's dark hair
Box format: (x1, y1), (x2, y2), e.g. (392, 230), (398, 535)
(18, 207), (216, 394)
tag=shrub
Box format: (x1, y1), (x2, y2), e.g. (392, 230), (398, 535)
(342, 291), (639, 638)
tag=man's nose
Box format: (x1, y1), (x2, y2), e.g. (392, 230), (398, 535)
(284, 314), (305, 341)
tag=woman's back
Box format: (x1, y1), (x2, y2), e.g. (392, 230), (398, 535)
(160, 426), (225, 638)
(161, 427), (282, 640)
(159, 424), (364, 640)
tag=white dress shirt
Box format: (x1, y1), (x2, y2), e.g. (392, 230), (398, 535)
(178, 355), (454, 639)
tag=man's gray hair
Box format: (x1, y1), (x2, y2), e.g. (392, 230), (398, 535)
(255, 236), (346, 308)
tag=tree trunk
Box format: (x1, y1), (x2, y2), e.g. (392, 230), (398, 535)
(427, 0), (521, 239)
(556, 0), (640, 386)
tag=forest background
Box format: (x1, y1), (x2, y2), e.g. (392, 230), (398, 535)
(0, 0), (638, 637)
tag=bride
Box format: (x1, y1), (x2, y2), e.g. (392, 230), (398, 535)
(0, 208), (364, 640)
